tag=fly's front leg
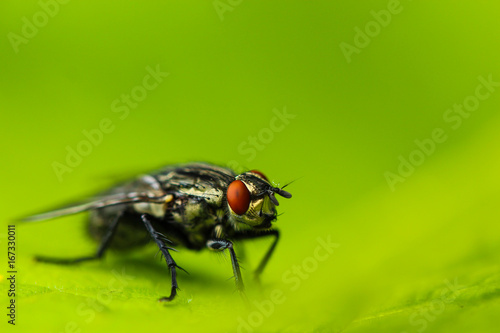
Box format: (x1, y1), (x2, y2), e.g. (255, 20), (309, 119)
(141, 214), (184, 302)
(232, 229), (279, 283)
(207, 238), (246, 300)
(35, 212), (122, 264)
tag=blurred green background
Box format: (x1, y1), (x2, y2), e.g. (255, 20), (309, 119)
(1, 1), (500, 332)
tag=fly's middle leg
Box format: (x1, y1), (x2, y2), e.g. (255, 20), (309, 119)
(35, 212), (122, 265)
(232, 229), (280, 284)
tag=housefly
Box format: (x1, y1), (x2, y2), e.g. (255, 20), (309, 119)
(23, 163), (292, 302)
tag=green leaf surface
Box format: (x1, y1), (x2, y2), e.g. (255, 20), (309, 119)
(1, 1), (500, 332)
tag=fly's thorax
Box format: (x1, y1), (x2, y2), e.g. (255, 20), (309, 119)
(132, 169), (227, 222)
(155, 164), (229, 208)
(168, 186), (224, 225)
(179, 186), (224, 206)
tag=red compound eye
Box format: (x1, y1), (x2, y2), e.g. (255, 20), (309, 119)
(227, 180), (251, 215)
(251, 170), (268, 181)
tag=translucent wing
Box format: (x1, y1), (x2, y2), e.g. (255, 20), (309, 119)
(21, 192), (172, 222)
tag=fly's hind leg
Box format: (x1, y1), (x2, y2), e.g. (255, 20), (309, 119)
(140, 214), (185, 302)
(35, 212), (122, 265)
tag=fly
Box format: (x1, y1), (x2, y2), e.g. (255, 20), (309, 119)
(22, 163), (292, 302)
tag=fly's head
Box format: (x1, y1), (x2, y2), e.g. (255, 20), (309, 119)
(226, 170), (292, 229)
